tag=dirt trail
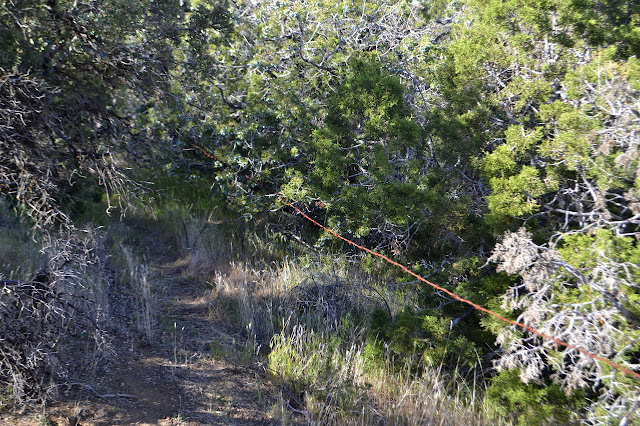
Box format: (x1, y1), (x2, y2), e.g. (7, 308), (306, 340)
(3, 220), (278, 425)
(87, 265), (276, 425)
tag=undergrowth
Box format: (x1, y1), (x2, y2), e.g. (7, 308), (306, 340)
(142, 194), (502, 425)
(0, 202), (112, 409)
(1, 184), (503, 423)
(0, 199), (161, 412)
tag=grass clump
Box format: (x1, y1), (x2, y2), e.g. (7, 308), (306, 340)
(268, 321), (494, 424)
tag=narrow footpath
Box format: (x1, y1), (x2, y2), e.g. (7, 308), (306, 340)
(3, 219), (279, 425)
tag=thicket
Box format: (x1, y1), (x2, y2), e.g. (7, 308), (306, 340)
(1, 0), (639, 423)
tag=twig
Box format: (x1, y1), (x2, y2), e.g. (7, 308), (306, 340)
(58, 383), (138, 400)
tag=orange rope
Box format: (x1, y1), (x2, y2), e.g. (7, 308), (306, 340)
(189, 142), (640, 381)
(190, 142), (221, 162)
(282, 200), (640, 380)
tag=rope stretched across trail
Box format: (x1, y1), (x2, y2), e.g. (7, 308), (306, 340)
(282, 199), (640, 381)
(190, 142), (640, 381)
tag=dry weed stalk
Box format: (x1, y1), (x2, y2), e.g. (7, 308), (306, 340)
(120, 245), (156, 342)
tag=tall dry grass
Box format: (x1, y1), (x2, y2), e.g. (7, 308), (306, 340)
(269, 324), (493, 425)
(116, 244), (156, 342)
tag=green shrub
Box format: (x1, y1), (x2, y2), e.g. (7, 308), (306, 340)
(369, 308), (479, 370)
(487, 369), (585, 425)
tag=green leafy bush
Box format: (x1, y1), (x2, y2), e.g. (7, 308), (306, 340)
(487, 369), (585, 425)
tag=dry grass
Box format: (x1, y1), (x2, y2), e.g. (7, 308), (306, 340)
(118, 245), (156, 342)
(1, 196), (500, 423)
(151, 209), (498, 425)
(267, 321), (493, 425)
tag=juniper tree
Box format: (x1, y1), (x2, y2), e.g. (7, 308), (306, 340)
(438, 0), (640, 422)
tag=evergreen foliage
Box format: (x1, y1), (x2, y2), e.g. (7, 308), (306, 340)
(2, 0), (640, 422)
